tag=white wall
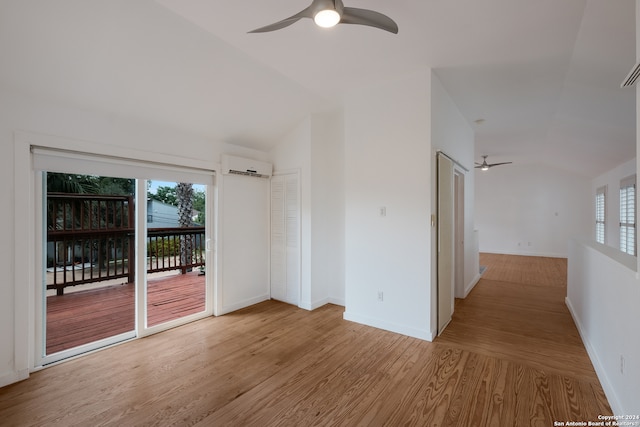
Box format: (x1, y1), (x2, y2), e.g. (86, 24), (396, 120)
(431, 73), (480, 298)
(343, 68), (434, 340)
(310, 111), (346, 307)
(591, 158), (636, 249)
(563, 2), (640, 415)
(567, 240), (640, 416)
(269, 111), (346, 309)
(0, 91), (271, 387)
(218, 174), (270, 314)
(475, 164), (592, 257)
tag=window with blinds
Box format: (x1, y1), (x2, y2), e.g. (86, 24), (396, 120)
(595, 186), (606, 244)
(620, 175), (636, 256)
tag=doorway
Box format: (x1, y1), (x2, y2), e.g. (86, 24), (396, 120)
(454, 170), (465, 298)
(436, 152), (466, 336)
(33, 148), (214, 366)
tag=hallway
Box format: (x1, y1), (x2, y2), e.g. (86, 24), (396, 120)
(438, 253), (610, 409)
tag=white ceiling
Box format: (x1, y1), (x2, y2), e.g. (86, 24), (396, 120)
(0, 0), (636, 177)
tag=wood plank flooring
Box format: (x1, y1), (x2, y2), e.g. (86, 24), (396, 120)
(0, 254), (610, 426)
(438, 254), (595, 381)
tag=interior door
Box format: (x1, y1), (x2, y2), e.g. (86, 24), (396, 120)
(270, 172), (300, 306)
(454, 170), (465, 298)
(437, 154), (455, 335)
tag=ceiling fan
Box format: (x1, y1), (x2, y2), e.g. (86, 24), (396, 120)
(475, 155), (513, 171)
(248, 0), (398, 34)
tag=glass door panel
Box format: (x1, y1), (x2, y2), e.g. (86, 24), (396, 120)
(145, 181), (207, 328)
(44, 172), (136, 357)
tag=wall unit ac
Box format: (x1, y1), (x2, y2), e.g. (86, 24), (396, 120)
(221, 154), (272, 178)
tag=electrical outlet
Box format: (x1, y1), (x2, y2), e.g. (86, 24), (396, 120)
(377, 291), (384, 302)
(621, 355), (625, 375)
(379, 207), (387, 217)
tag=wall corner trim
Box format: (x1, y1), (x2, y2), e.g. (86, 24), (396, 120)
(464, 273), (482, 298)
(342, 311), (434, 342)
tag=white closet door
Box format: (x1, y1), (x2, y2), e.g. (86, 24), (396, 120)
(270, 172), (300, 305)
(437, 154), (455, 335)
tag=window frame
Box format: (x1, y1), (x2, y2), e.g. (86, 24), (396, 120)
(595, 185), (606, 244)
(619, 175), (636, 256)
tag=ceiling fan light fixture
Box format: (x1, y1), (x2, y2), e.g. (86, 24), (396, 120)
(248, 0), (398, 34)
(475, 155), (512, 171)
(314, 9), (341, 28)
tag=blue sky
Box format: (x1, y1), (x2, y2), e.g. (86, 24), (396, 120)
(148, 180), (206, 194)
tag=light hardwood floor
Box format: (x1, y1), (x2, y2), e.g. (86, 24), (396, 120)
(0, 254), (610, 426)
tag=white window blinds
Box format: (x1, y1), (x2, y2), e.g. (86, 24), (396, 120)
(31, 146), (214, 186)
(595, 186), (606, 244)
(620, 175), (636, 256)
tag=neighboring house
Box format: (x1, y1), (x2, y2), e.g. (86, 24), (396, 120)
(147, 199), (201, 228)
(147, 199), (179, 228)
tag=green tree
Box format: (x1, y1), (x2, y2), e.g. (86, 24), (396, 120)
(47, 173), (98, 194)
(149, 185), (177, 205)
(192, 189), (205, 225)
(93, 176), (134, 195)
(47, 172), (133, 195)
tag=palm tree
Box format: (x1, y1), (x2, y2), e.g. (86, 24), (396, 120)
(176, 182), (194, 272)
(47, 172), (99, 194)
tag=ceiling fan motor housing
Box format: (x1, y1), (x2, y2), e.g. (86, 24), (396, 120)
(312, 0), (344, 16)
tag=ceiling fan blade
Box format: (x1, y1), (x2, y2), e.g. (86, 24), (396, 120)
(487, 162), (513, 167)
(340, 7), (398, 34)
(248, 7), (313, 33)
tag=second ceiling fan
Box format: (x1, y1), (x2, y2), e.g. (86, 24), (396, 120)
(475, 155), (513, 171)
(248, 0), (398, 34)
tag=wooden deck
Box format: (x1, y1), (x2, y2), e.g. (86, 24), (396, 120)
(46, 271), (205, 354)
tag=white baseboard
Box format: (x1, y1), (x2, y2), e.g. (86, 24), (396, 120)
(299, 297), (345, 311)
(464, 273), (482, 298)
(565, 296), (622, 415)
(0, 368), (29, 388)
(343, 311), (434, 341)
(219, 294), (270, 315)
(327, 297), (345, 307)
(299, 299), (323, 311)
(480, 250), (567, 258)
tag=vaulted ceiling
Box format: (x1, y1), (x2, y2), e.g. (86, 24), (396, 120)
(0, 0), (635, 177)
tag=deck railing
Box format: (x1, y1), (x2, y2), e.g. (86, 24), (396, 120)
(46, 193), (205, 295)
(146, 227), (206, 275)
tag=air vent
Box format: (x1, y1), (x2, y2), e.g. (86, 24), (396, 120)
(221, 154), (272, 178)
(228, 169), (265, 178)
(621, 62), (640, 87)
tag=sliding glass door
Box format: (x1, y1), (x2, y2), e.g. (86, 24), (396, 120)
(144, 180), (208, 330)
(34, 148), (214, 366)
